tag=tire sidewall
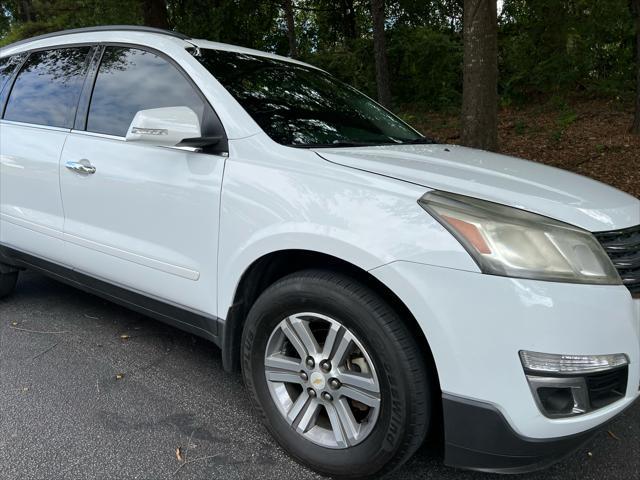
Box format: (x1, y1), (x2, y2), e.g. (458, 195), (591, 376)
(242, 274), (428, 478)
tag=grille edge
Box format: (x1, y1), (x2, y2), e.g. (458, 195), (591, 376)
(594, 224), (640, 296)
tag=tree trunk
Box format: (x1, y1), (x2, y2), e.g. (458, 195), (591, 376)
(341, 0), (357, 40)
(461, 0), (498, 151)
(142, 0), (169, 29)
(631, 0), (640, 134)
(17, 0), (35, 22)
(283, 0), (298, 58)
(370, 0), (392, 108)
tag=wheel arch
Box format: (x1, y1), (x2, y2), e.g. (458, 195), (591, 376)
(220, 249), (441, 400)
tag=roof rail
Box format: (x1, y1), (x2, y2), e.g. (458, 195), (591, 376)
(1, 25), (191, 51)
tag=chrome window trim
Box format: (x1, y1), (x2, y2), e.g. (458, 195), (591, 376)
(0, 119), (70, 133)
(70, 129), (125, 141)
(68, 129), (206, 154)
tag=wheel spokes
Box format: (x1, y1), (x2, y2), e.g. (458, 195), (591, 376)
(265, 354), (302, 384)
(338, 371), (380, 408)
(293, 397), (322, 434)
(321, 322), (341, 358)
(265, 369), (302, 384)
(339, 371), (380, 394)
(326, 399), (360, 448)
(287, 389), (311, 424)
(281, 315), (320, 359)
(339, 385), (381, 409)
(327, 330), (353, 367)
(265, 353), (301, 372)
(264, 312), (381, 449)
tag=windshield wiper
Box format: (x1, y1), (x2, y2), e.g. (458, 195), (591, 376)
(290, 141), (394, 149)
(401, 136), (438, 145)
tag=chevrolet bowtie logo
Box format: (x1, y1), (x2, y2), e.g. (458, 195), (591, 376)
(309, 372), (326, 389)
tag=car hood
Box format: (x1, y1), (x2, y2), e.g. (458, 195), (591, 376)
(314, 144), (640, 232)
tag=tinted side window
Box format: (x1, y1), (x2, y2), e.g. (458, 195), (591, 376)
(87, 47), (206, 137)
(0, 55), (24, 93)
(4, 47), (91, 128)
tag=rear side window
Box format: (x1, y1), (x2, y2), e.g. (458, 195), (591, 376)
(4, 47), (91, 128)
(87, 47), (207, 137)
(0, 55), (24, 93)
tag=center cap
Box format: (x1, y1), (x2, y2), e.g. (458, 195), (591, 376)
(310, 372), (326, 390)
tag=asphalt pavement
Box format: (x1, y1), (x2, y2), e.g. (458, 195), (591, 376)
(0, 271), (638, 480)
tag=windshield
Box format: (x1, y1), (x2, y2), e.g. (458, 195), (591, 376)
(194, 49), (424, 147)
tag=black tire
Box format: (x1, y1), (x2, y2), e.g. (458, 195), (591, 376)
(0, 268), (19, 299)
(241, 269), (431, 479)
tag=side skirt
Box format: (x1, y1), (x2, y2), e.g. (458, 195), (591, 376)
(0, 244), (223, 348)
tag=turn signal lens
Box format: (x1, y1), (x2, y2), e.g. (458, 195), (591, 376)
(519, 351), (629, 375)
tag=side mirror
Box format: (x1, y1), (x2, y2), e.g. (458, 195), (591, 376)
(125, 106), (202, 147)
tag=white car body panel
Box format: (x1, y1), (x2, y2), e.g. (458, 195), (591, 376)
(315, 144), (640, 232)
(1, 29), (639, 459)
(371, 261), (640, 439)
(59, 131), (224, 314)
(0, 121), (69, 265)
(216, 133), (478, 317)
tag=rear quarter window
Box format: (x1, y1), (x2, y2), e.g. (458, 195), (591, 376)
(0, 55), (24, 93)
(3, 47), (91, 129)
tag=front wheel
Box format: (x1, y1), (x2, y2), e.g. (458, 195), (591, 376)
(242, 270), (431, 479)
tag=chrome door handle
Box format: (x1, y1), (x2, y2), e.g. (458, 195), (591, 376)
(66, 160), (96, 175)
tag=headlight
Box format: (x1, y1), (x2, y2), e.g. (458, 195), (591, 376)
(418, 191), (621, 285)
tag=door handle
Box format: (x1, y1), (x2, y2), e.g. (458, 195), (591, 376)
(66, 160), (96, 175)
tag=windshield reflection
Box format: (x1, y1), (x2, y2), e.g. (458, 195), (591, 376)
(195, 50), (422, 147)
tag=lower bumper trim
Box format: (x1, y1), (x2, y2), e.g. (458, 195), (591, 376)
(442, 393), (636, 473)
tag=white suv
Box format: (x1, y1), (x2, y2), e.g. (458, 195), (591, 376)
(1, 26), (639, 478)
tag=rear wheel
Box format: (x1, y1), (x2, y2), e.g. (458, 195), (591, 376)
(242, 270), (431, 479)
(0, 264), (19, 299)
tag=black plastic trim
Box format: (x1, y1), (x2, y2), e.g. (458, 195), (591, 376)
(0, 53), (28, 117)
(442, 393), (637, 473)
(0, 26), (191, 51)
(0, 245), (222, 346)
(594, 224), (640, 296)
(73, 45), (104, 131)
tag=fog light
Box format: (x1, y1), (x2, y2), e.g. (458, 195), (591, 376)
(537, 387), (574, 415)
(526, 375), (589, 417)
(519, 351), (629, 375)
(520, 351), (630, 418)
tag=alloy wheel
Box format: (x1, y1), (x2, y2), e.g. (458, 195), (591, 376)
(264, 312), (381, 449)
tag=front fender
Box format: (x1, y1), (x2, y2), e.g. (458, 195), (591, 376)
(217, 135), (478, 318)
(217, 228), (395, 319)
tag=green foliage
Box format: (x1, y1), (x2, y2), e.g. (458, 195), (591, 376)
(169, 0), (280, 50)
(304, 27), (461, 109)
(302, 38), (377, 98)
(548, 96), (578, 142)
(0, 0), (637, 109)
(500, 0), (636, 102)
(388, 27), (462, 107)
(0, 0), (141, 46)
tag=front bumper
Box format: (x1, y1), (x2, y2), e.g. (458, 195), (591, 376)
(370, 261), (640, 471)
(442, 393), (638, 473)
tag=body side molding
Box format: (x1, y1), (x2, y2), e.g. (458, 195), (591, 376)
(0, 244), (222, 346)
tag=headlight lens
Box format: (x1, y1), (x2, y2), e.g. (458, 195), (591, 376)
(419, 191), (621, 285)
